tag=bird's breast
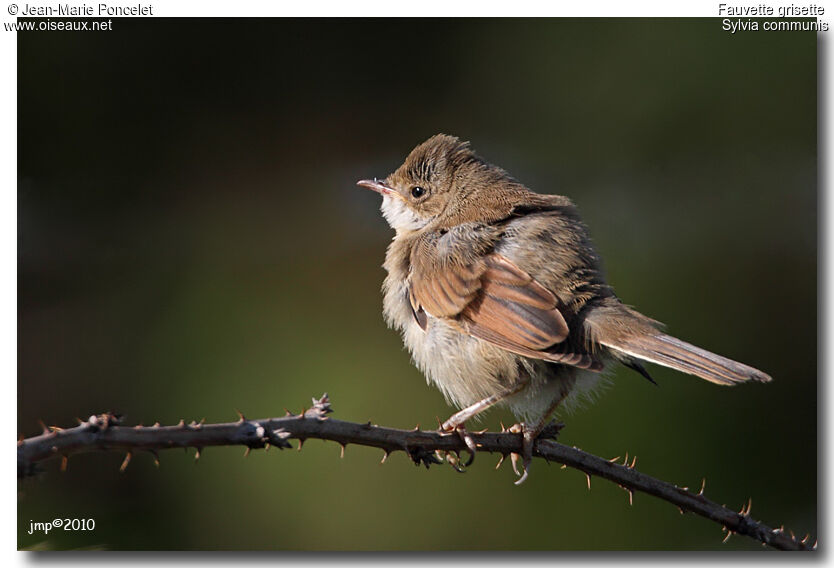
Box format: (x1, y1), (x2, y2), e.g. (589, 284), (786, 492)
(382, 267), (522, 409)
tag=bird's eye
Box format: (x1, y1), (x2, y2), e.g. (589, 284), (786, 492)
(411, 186), (426, 199)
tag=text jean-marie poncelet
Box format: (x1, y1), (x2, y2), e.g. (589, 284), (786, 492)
(19, 3), (153, 16)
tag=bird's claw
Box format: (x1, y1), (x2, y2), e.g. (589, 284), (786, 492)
(508, 422), (535, 485)
(439, 420), (477, 469)
(439, 450), (468, 473)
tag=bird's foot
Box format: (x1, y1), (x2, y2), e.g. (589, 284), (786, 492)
(438, 418), (478, 471)
(507, 420), (564, 484)
(507, 423), (534, 485)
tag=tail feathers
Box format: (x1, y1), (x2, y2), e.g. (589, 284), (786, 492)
(600, 332), (772, 386)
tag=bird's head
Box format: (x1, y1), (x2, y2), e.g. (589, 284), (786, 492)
(358, 134), (526, 233)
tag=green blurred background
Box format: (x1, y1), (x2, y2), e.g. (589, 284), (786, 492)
(18, 18), (816, 550)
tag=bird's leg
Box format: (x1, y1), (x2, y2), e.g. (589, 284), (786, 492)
(440, 381), (529, 468)
(510, 382), (572, 485)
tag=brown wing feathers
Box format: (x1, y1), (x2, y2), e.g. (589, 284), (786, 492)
(461, 256), (569, 350)
(408, 253), (600, 370)
(408, 261), (480, 318)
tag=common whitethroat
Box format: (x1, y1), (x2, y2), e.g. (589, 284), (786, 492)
(357, 134), (770, 484)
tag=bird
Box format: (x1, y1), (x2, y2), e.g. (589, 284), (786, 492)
(357, 134), (771, 484)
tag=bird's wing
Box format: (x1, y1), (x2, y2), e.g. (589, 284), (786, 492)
(408, 252), (601, 370)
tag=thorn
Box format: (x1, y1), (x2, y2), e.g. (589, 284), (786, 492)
(243, 447), (251, 458)
(306, 395), (333, 420)
(340, 443), (346, 459)
(120, 452), (132, 473)
(194, 448), (202, 461)
(176, 419), (185, 428)
(297, 438), (304, 451)
(790, 530), (796, 541)
(586, 473), (592, 490)
(628, 490), (633, 506)
(412, 424), (420, 432)
(264, 442), (270, 452)
(677, 507), (684, 515)
(722, 530), (733, 544)
(630, 456), (638, 469)
(60, 455), (68, 472)
(435, 416), (443, 430)
(298, 406), (306, 419)
(473, 427), (488, 434)
(560, 464), (567, 470)
(284, 408), (292, 417)
(133, 424), (144, 429)
(698, 478), (706, 496)
(152, 422), (160, 428)
(151, 450), (160, 467)
(622, 452), (628, 466)
(801, 534), (810, 545)
(75, 417), (84, 425)
(38, 420), (49, 435)
(739, 498), (751, 516)
(104, 412), (122, 427)
(380, 450), (389, 464)
(499, 421), (506, 432)
(235, 409), (246, 423)
(495, 454), (505, 470)
(608, 455), (621, 463)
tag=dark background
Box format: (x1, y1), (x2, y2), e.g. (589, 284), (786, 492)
(18, 18), (816, 550)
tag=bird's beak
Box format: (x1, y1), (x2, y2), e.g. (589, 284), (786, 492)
(357, 178), (398, 198)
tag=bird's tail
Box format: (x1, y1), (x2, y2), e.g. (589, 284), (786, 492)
(586, 304), (772, 386)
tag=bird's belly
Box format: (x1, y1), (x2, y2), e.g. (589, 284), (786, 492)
(382, 277), (608, 422)
(409, 316), (522, 409)
(383, 281), (520, 409)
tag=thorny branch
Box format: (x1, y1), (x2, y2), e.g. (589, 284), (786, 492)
(18, 394), (814, 551)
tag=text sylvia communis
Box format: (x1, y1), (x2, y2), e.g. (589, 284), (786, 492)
(358, 134), (770, 484)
